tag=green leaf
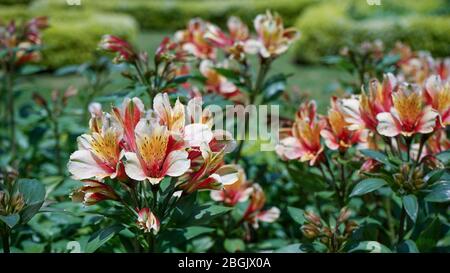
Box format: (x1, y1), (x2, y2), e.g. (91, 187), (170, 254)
(402, 195), (418, 222)
(287, 206), (305, 225)
(274, 243), (306, 253)
(214, 68), (241, 81)
(188, 204), (233, 226)
(415, 218), (443, 252)
(84, 225), (124, 253)
(15, 179), (46, 205)
(14, 179), (46, 224)
(224, 238), (245, 253)
(436, 150), (450, 164)
(360, 149), (395, 168)
(0, 214), (20, 228)
(425, 181), (450, 203)
(397, 240), (419, 253)
(350, 178), (387, 197)
(347, 241), (392, 253)
(262, 73), (292, 102)
(424, 169), (445, 184)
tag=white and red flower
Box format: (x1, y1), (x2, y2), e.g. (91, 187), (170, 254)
(68, 114), (126, 181)
(210, 166), (253, 206)
(243, 184), (280, 228)
(376, 85), (439, 137)
(124, 119), (190, 185)
(112, 97), (145, 152)
(276, 100), (325, 166)
(321, 97), (367, 151)
(423, 75), (450, 127)
(174, 18), (216, 60)
(245, 11), (299, 59)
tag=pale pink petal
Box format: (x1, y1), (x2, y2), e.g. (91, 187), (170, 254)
(276, 137), (302, 160)
(320, 130), (340, 150)
(124, 152), (147, 181)
(417, 106), (439, 134)
(210, 190), (224, 202)
(165, 150), (190, 177)
(257, 207), (280, 223)
(68, 150), (109, 180)
(184, 123), (214, 147)
(376, 112), (401, 137)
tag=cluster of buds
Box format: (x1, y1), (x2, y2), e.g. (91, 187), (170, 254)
(301, 208), (357, 253)
(0, 168), (25, 217)
(0, 16), (48, 68)
(340, 40), (385, 62)
(137, 208), (160, 235)
(392, 164), (426, 194)
(33, 86), (78, 116)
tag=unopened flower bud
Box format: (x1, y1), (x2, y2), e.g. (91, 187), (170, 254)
(337, 207), (351, 223)
(302, 224), (320, 239)
(304, 211), (321, 226)
(71, 180), (118, 206)
(137, 208), (160, 235)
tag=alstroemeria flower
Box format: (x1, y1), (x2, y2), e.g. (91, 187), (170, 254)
(423, 75), (450, 127)
(124, 119), (190, 185)
(210, 166), (253, 206)
(112, 97), (145, 152)
(376, 85), (439, 137)
(199, 60), (243, 102)
(243, 184), (280, 228)
(155, 37), (190, 64)
(321, 97), (367, 151)
(68, 114), (125, 180)
(426, 129), (450, 155)
(174, 18), (216, 60)
(71, 180), (119, 206)
(436, 58), (449, 81)
(245, 11), (299, 59)
(179, 144), (238, 193)
(276, 100), (325, 166)
(99, 35), (137, 63)
(153, 93), (186, 134)
(342, 73), (397, 132)
(204, 16), (249, 61)
(154, 93), (214, 148)
(137, 208), (160, 235)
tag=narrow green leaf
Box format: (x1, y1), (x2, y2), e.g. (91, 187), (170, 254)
(287, 206), (305, 225)
(347, 241), (392, 253)
(350, 178), (387, 197)
(274, 243), (306, 253)
(85, 225), (124, 253)
(402, 195), (418, 222)
(425, 181), (450, 203)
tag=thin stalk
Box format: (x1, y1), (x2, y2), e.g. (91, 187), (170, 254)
(52, 118), (63, 176)
(234, 58), (272, 162)
(383, 198), (396, 245)
(398, 204), (406, 243)
(1, 228), (10, 253)
(6, 70), (16, 157)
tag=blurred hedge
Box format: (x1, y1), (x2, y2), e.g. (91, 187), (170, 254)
(0, 0), (32, 5)
(294, 2), (450, 63)
(30, 0), (318, 30)
(0, 5), (138, 68)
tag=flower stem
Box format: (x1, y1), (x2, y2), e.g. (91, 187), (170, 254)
(398, 204), (406, 243)
(6, 70), (16, 157)
(1, 228), (10, 253)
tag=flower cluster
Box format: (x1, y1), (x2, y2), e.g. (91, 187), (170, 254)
(211, 166), (280, 228)
(0, 17), (48, 67)
(68, 94), (240, 235)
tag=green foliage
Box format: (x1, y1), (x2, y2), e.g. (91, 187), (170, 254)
(293, 1), (450, 63)
(31, 0), (318, 30)
(0, 6), (138, 68)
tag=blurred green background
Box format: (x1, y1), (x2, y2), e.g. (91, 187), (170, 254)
(1, 0), (449, 110)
